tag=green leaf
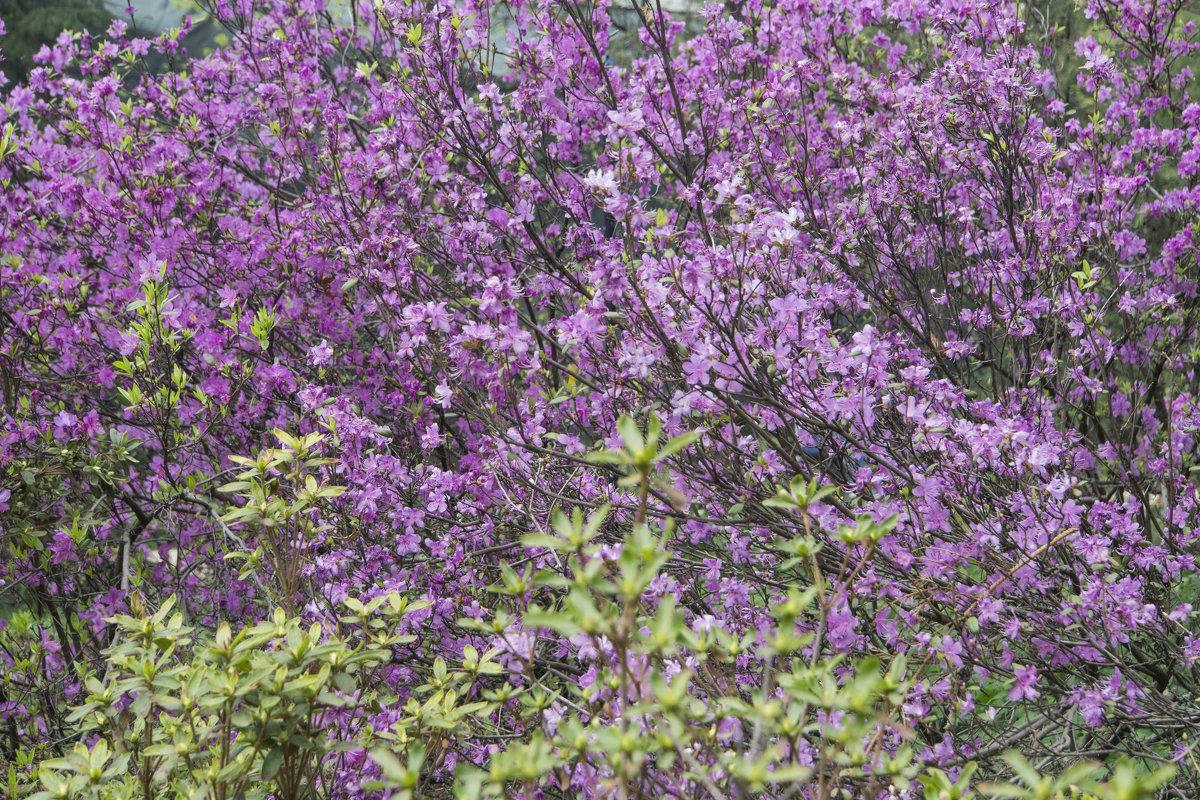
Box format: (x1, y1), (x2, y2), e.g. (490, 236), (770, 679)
(261, 747), (284, 781)
(654, 429), (702, 462)
(38, 770), (67, 795)
(522, 611), (582, 636)
(768, 765), (813, 783)
(521, 533), (566, 551)
(455, 766), (486, 800)
(978, 785), (1032, 799)
(645, 413), (662, 448)
(763, 493), (799, 509)
(617, 415), (645, 456)
(1051, 759), (1099, 789)
(999, 752), (1042, 788)
(369, 748), (415, 787)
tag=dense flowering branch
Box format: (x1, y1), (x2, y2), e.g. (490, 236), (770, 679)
(4, 0), (1200, 795)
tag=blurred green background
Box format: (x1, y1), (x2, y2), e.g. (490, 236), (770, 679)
(0, 0), (219, 87)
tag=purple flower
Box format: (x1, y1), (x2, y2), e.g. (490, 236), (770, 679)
(308, 339), (334, 365)
(48, 532), (78, 565)
(605, 108), (645, 136)
(1009, 665), (1040, 702)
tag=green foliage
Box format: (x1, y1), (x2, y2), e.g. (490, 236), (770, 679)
(28, 593), (426, 800)
(217, 429), (346, 614)
(0, 424), (142, 769)
(113, 278), (195, 430)
(1, 426), (141, 559)
(588, 412), (703, 520)
(417, 420), (924, 799)
(0, 0), (113, 87)
(25, 420), (1183, 800)
(978, 753), (1176, 800)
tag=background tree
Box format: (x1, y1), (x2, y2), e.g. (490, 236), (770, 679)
(0, 0), (111, 86)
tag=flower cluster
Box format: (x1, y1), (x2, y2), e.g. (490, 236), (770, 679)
(3, 0), (1200, 795)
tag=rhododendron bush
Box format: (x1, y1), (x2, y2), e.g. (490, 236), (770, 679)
(2, 0), (1200, 795)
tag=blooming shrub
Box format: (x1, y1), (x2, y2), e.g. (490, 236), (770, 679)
(2, 0), (1200, 795)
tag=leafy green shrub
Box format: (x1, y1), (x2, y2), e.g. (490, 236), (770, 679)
(29, 593), (425, 800)
(22, 420), (1185, 800)
(367, 419), (923, 800)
